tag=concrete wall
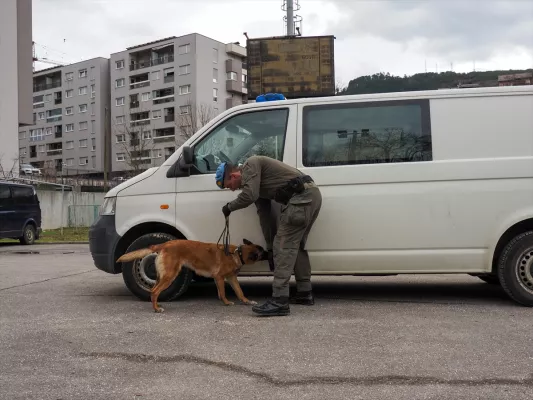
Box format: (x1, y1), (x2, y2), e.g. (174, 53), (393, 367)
(37, 189), (105, 230)
(17, 0), (33, 126)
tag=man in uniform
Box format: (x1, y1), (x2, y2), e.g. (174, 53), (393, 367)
(215, 155), (322, 316)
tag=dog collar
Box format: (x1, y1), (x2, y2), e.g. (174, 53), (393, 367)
(235, 245), (245, 265)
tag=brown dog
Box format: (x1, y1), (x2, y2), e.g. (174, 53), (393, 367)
(117, 238), (268, 312)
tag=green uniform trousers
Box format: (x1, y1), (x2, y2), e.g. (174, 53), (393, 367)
(272, 184), (322, 297)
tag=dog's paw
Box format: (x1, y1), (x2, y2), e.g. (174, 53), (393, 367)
(224, 301), (235, 306)
(154, 307), (165, 313)
(242, 300), (257, 305)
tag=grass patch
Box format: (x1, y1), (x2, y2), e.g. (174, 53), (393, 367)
(0, 227), (90, 244)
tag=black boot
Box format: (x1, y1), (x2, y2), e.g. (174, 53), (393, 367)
(289, 290), (314, 305)
(252, 297), (290, 316)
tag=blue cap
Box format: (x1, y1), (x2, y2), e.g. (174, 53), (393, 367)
(256, 93), (286, 102)
(215, 162), (227, 189)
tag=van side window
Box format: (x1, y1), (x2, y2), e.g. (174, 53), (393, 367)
(0, 186), (12, 206)
(192, 108), (289, 174)
(11, 186), (35, 205)
(302, 100), (432, 167)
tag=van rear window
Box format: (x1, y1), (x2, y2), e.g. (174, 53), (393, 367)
(11, 186), (35, 204)
(302, 99), (432, 167)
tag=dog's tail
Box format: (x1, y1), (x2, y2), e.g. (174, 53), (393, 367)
(116, 248), (154, 263)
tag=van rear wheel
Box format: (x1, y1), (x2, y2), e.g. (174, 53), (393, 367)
(498, 231), (533, 306)
(121, 232), (193, 302)
(20, 224), (36, 245)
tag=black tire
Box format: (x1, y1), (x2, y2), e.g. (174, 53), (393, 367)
(121, 232), (193, 302)
(19, 224), (36, 245)
(497, 231), (533, 306)
(192, 273), (213, 283)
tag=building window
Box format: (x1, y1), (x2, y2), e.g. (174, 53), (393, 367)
(45, 94), (52, 103)
(178, 44), (190, 54)
(141, 92), (151, 102)
(116, 115), (125, 124)
(151, 71), (160, 80)
(301, 100), (433, 167)
(79, 121), (88, 131)
(115, 78), (125, 88)
(213, 68), (218, 83)
(179, 64), (190, 75)
(91, 120), (95, 134)
(29, 129), (44, 141)
(90, 84), (96, 98)
(153, 149), (162, 158)
(142, 131), (152, 140)
(79, 157), (88, 165)
(65, 107), (73, 116)
(152, 110), (162, 119)
(227, 72), (237, 81)
(79, 69), (88, 78)
(38, 112), (45, 120)
(65, 89), (73, 98)
(79, 139), (88, 148)
(44, 127), (53, 136)
(116, 134), (126, 143)
(213, 48), (218, 63)
(242, 74), (247, 86)
(66, 141), (74, 149)
(213, 88), (218, 102)
(91, 138), (96, 151)
(179, 85), (191, 95)
(79, 86), (88, 95)
(65, 124), (74, 132)
(116, 60), (124, 69)
(90, 66), (95, 81)
(65, 72), (73, 81)
(180, 105), (190, 114)
(116, 153), (125, 161)
(38, 145), (45, 153)
(91, 102), (95, 116)
(79, 104), (88, 113)
(116, 97), (125, 106)
(19, 131), (26, 140)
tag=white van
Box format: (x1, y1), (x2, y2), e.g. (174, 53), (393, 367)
(89, 85), (533, 306)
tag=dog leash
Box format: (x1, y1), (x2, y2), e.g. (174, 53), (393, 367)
(216, 216), (231, 256)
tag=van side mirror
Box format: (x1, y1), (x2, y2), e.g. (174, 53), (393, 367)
(181, 146), (194, 166)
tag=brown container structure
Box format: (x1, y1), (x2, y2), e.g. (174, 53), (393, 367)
(246, 35), (335, 100)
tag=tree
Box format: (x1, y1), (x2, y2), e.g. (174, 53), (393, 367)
(113, 105), (156, 176)
(0, 153), (19, 180)
(175, 96), (217, 146)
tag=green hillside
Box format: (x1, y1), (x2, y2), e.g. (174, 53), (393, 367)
(338, 69), (533, 95)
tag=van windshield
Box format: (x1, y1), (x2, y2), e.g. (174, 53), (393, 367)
(193, 108), (288, 173)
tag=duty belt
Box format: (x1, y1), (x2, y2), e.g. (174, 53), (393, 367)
(274, 175), (315, 205)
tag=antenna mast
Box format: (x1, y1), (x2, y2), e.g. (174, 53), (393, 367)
(282, 0), (303, 36)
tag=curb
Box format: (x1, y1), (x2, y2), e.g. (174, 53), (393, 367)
(35, 242), (90, 245)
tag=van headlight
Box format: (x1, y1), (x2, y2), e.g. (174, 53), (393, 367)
(100, 197), (116, 216)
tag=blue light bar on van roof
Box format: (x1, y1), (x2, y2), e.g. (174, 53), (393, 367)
(256, 93), (286, 102)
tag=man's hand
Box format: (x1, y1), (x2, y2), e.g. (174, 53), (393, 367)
(222, 203), (231, 218)
(267, 249), (275, 272)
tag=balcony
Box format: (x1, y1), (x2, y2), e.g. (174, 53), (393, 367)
(46, 116), (62, 123)
(131, 119), (150, 127)
(164, 114), (175, 122)
(47, 149), (63, 156)
(225, 59), (242, 74)
(130, 139), (140, 146)
(33, 81), (61, 93)
(226, 96), (244, 110)
(129, 54), (174, 71)
(130, 72), (150, 89)
(33, 70), (62, 93)
(154, 127), (175, 143)
(130, 101), (140, 109)
(164, 75), (174, 83)
(30, 152), (37, 158)
(226, 79), (246, 94)
(225, 43), (246, 58)
(54, 98), (62, 105)
(55, 126), (63, 139)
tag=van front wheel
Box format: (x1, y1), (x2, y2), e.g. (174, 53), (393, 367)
(498, 231), (533, 306)
(121, 232), (193, 302)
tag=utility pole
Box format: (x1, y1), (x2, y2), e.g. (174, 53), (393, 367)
(286, 0), (295, 36)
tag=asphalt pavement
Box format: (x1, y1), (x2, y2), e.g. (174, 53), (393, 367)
(0, 243), (532, 400)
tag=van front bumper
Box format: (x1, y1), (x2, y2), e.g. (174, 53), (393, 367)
(89, 215), (121, 274)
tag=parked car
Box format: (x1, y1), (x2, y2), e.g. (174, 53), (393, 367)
(89, 85), (533, 306)
(0, 181), (42, 245)
(19, 164), (42, 176)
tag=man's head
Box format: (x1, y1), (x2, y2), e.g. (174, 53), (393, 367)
(215, 162), (242, 191)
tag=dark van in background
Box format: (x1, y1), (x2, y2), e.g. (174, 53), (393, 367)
(0, 182), (42, 245)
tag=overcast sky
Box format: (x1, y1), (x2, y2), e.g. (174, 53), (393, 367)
(33, 0), (533, 86)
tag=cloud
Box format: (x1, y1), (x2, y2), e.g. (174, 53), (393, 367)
(327, 0), (533, 63)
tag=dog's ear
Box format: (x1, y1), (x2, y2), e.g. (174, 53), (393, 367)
(242, 238), (253, 245)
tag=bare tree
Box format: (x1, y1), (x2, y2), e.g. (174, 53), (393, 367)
(335, 79), (347, 95)
(113, 105), (156, 176)
(175, 96), (217, 146)
(0, 153), (19, 180)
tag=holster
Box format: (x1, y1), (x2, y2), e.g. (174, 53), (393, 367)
(274, 175), (314, 205)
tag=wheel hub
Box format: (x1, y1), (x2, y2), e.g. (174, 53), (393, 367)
(132, 254), (157, 290)
(516, 248), (533, 294)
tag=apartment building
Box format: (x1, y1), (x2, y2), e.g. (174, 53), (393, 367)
(18, 58), (111, 177)
(109, 33), (247, 173)
(0, 0), (32, 176)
